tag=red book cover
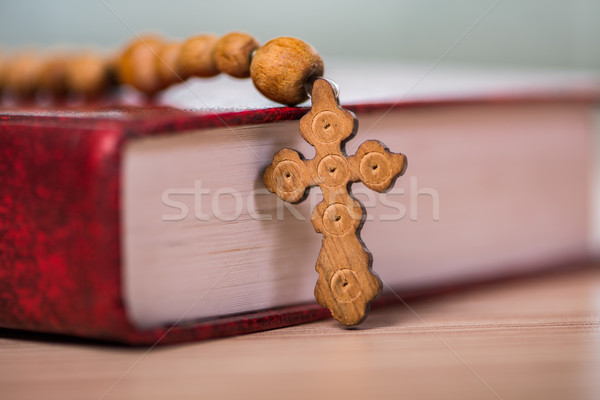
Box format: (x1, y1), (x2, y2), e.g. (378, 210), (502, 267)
(1, 79), (599, 345)
(0, 106), (330, 345)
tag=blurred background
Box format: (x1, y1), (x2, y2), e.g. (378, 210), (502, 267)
(1, 0), (599, 245)
(0, 0), (598, 72)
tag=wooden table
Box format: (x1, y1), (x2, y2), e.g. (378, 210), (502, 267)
(1, 266), (599, 400)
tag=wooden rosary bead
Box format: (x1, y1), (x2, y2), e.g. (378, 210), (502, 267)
(213, 32), (259, 78)
(178, 35), (220, 78)
(65, 53), (109, 97)
(117, 36), (167, 95)
(155, 42), (183, 85)
(38, 56), (69, 96)
(0, 56), (5, 90)
(3, 53), (42, 98)
(0, 33), (327, 106)
(250, 37), (324, 106)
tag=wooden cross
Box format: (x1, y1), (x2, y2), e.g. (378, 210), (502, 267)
(263, 79), (407, 325)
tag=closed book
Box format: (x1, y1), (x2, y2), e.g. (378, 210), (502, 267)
(1, 65), (599, 344)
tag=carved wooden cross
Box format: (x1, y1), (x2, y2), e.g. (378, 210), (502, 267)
(263, 79), (407, 325)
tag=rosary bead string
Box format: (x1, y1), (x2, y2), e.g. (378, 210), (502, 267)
(0, 32), (324, 106)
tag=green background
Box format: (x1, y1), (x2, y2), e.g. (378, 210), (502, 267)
(1, 0), (598, 71)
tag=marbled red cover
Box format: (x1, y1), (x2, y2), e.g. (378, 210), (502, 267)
(0, 91), (597, 345)
(0, 105), (326, 345)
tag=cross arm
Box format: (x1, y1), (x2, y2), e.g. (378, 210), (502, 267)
(349, 140), (407, 192)
(263, 148), (313, 203)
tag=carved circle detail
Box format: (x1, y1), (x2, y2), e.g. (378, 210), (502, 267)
(311, 111), (342, 143)
(273, 160), (303, 193)
(317, 155), (349, 187)
(330, 269), (362, 302)
(359, 152), (391, 185)
(322, 203), (357, 236)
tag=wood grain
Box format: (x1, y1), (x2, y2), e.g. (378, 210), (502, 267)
(250, 36), (324, 105)
(0, 33), (324, 105)
(37, 56), (69, 97)
(263, 79), (407, 325)
(155, 42), (183, 86)
(65, 53), (110, 97)
(117, 36), (168, 95)
(0, 265), (598, 400)
(177, 34), (220, 79)
(213, 32), (259, 78)
(2, 53), (41, 98)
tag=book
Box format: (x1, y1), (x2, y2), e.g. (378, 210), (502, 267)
(1, 64), (599, 344)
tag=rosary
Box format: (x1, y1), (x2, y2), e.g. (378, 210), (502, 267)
(2, 32), (407, 326)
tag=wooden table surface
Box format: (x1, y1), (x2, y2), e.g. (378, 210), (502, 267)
(1, 265), (599, 400)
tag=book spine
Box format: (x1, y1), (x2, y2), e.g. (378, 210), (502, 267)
(0, 122), (134, 341)
(0, 118), (333, 345)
